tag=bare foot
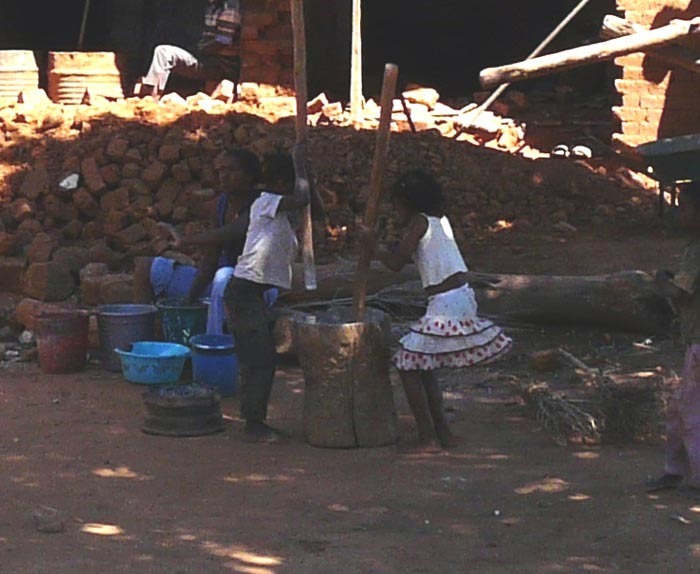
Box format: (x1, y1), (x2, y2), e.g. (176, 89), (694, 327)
(242, 421), (288, 444)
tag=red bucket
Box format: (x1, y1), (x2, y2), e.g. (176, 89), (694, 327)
(36, 311), (90, 374)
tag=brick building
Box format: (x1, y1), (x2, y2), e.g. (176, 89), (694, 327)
(612, 0), (700, 147)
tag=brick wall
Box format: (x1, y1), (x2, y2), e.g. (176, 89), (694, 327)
(240, 0), (294, 87)
(613, 0), (700, 147)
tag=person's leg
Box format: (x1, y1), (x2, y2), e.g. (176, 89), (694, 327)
(142, 45), (202, 93)
(398, 369), (439, 448)
(422, 371), (458, 448)
(206, 266), (235, 335)
(133, 257), (155, 303)
(226, 279), (279, 441)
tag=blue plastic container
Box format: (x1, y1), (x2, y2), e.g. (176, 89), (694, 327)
(115, 341), (190, 385)
(190, 334), (237, 397)
(157, 298), (208, 345)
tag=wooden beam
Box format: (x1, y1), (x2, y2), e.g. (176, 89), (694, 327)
(480, 16), (700, 88)
(350, 0), (363, 128)
(352, 63), (398, 322)
(600, 14), (700, 75)
(291, 0), (317, 291)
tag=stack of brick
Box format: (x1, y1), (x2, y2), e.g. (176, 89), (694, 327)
(613, 0), (700, 147)
(240, 0), (294, 87)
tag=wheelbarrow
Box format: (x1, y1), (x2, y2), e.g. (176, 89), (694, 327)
(636, 132), (700, 215)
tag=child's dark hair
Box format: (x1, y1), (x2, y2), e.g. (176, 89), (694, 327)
(262, 153), (295, 185)
(228, 148), (261, 183)
(681, 182), (700, 210)
(391, 169), (444, 216)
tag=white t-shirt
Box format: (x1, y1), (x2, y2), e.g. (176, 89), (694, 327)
(234, 192), (298, 289)
(413, 215), (468, 288)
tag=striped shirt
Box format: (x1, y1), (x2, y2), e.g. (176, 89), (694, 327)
(198, 0), (241, 56)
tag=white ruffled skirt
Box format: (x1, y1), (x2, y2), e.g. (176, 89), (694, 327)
(394, 284), (512, 371)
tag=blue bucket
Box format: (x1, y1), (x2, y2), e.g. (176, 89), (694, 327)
(190, 334), (237, 397)
(115, 341), (190, 385)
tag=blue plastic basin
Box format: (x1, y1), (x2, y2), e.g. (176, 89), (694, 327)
(115, 341), (190, 385)
(190, 334), (237, 397)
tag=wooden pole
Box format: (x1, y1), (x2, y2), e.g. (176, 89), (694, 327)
(291, 0), (317, 291)
(600, 15), (700, 75)
(480, 17), (700, 88)
(350, 0), (363, 128)
(78, 0), (92, 50)
(352, 63), (398, 321)
(462, 0), (592, 130)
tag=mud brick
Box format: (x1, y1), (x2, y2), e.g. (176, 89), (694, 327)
(0, 232), (19, 256)
(79, 274), (103, 305)
(61, 220), (83, 240)
(88, 241), (124, 270)
(27, 233), (59, 263)
(104, 210), (131, 236)
(81, 157), (106, 195)
(143, 161), (168, 187)
(74, 187), (100, 217)
(123, 178), (151, 197)
(98, 274), (134, 304)
(15, 218), (43, 246)
(23, 262), (75, 301)
(111, 223), (147, 249)
(79, 262), (109, 283)
(122, 162), (141, 179)
(19, 166), (50, 200)
(9, 198), (35, 222)
(100, 163), (121, 187)
(171, 161), (192, 183)
(158, 144), (181, 163)
(44, 195), (77, 223)
(81, 221), (103, 241)
(124, 147), (143, 162)
(100, 187), (130, 211)
(106, 137), (129, 160)
(0, 257), (26, 293)
(52, 246), (90, 274)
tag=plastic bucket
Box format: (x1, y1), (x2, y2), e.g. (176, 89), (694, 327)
(190, 334), (237, 397)
(98, 304), (157, 372)
(115, 341), (190, 385)
(35, 310), (89, 374)
(157, 298), (208, 345)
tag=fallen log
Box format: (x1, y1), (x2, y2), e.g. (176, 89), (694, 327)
(600, 15), (700, 75)
(480, 16), (700, 88)
(465, 270), (673, 334)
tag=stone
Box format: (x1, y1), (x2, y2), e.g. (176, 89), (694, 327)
(52, 246), (90, 274)
(44, 195), (77, 223)
(38, 111), (64, 132)
(0, 232), (19, 256)
(211, 79), (235, 102)
(530, 350), (562, 372)
(81, 221), (103, 241)
(23, 262), (75, 301)
(158, 144), (181, 163)
(321, 102), (344, 118)
(111, 223), (147, 250)
(59, 173), (80, 192)
(106, 138), (129, 160)
(103, 210), (131, 236)
(100, 163), (121, 186)
(79, 275), (103, 306)
(159, 93), (187, 107)
(81, 157), (106, 195)
(27, 233), (59, 264)
(142, 161), (167, 187)
(79, 262), (109, 283)
(98, 274), (134, 304)
(122, 162), (140, 179)
(171, 162), (192, 183)
(18, 89), (51, 106)
(0, 257), (26, 293)
(61, 221), (83, 241)
(9, 198), (35, 222)
(19, 167), (50, 200)
(73, 188), (100, 217)
(307, 92), (329, 114)
(100, 187), (130, 211)
(88, 240), (124, 270)
(15, 218), (43, 246)
(402, 86), (440, 109)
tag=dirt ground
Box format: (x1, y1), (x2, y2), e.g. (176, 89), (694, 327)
(3, 228), (700, 574)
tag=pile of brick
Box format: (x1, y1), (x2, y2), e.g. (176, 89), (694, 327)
(0, 81), (658, 332)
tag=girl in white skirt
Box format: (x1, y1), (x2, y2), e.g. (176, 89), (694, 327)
(362, 169), (512, 450)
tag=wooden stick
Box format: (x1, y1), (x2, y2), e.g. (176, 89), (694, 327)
(480, 17), (700, 88)
(600, 15), (700, 75)
(352, 63), (398, 321)
(291, 0), (317, 291)
(462, 0), (592, 130)
(78, 0), (92, 50)
(350, 0), (363, 128)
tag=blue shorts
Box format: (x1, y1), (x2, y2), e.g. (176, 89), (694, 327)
(150, 257), (212, 300)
